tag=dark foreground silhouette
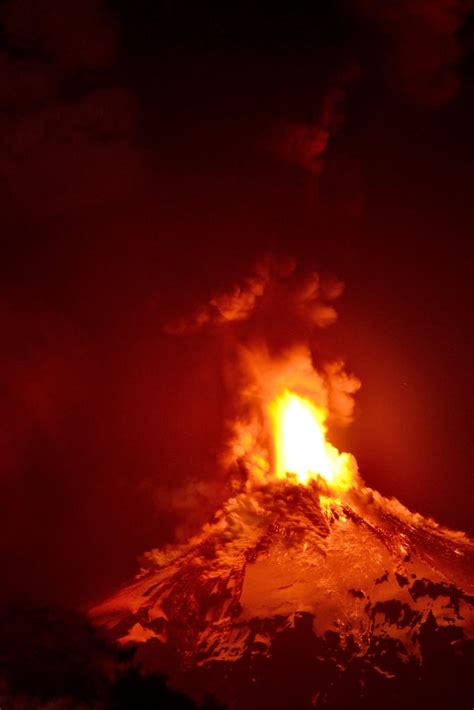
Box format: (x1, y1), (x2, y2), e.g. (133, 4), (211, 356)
(0, 604), (472, 709)
(0, 605), (223, 709)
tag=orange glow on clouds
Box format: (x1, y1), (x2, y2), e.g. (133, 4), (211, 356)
(269, 390), (355, 492)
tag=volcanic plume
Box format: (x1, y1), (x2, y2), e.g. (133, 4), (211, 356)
(91, 259), (474, 709)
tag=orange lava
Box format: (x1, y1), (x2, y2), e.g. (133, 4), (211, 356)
(269, 390), (355, 492)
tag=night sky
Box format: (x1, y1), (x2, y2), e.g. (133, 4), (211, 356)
(1, 0), (473, 610)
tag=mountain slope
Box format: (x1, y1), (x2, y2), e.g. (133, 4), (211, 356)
(90, 480), (474, 708)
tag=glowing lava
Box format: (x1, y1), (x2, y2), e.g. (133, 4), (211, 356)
(269, 390), (355, 491)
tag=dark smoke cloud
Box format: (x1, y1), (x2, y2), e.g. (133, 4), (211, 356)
(0, 0), (141, 218)
(271, 64), (360, 180)
(354, 0), (470, 105)
(261, 0), (472, 199)
(166, 255), (344, 337)
(0, 304), (93, 472)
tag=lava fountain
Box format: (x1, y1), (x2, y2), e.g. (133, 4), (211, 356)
(269, 390), (354, 492)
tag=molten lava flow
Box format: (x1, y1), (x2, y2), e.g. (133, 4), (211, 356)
(269, 390), (354, 492)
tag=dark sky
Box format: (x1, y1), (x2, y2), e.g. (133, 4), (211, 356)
(1, 0), (473, 609)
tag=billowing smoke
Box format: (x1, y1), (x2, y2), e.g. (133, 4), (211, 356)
(165, 256), (360, 491)
(166, 255), (343, 336)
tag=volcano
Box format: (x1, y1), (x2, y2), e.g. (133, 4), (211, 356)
(90, 266), (473, 708)
(90, 478), (474, 709)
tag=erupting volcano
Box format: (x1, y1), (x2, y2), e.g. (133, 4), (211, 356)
(90, 261), (474, 709)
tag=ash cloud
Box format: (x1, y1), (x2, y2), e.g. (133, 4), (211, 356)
(0, 0), (141, 219)
(271, 64), (360, 179)
(166, 255), (345, 337)
(0, 303), (92, 470)
(165, 256), (361, 488)
(354, 0), (470, 105)
(266, 0), (471, 200)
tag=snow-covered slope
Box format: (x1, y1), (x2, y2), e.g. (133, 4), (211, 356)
(90, 480), (474, 708)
